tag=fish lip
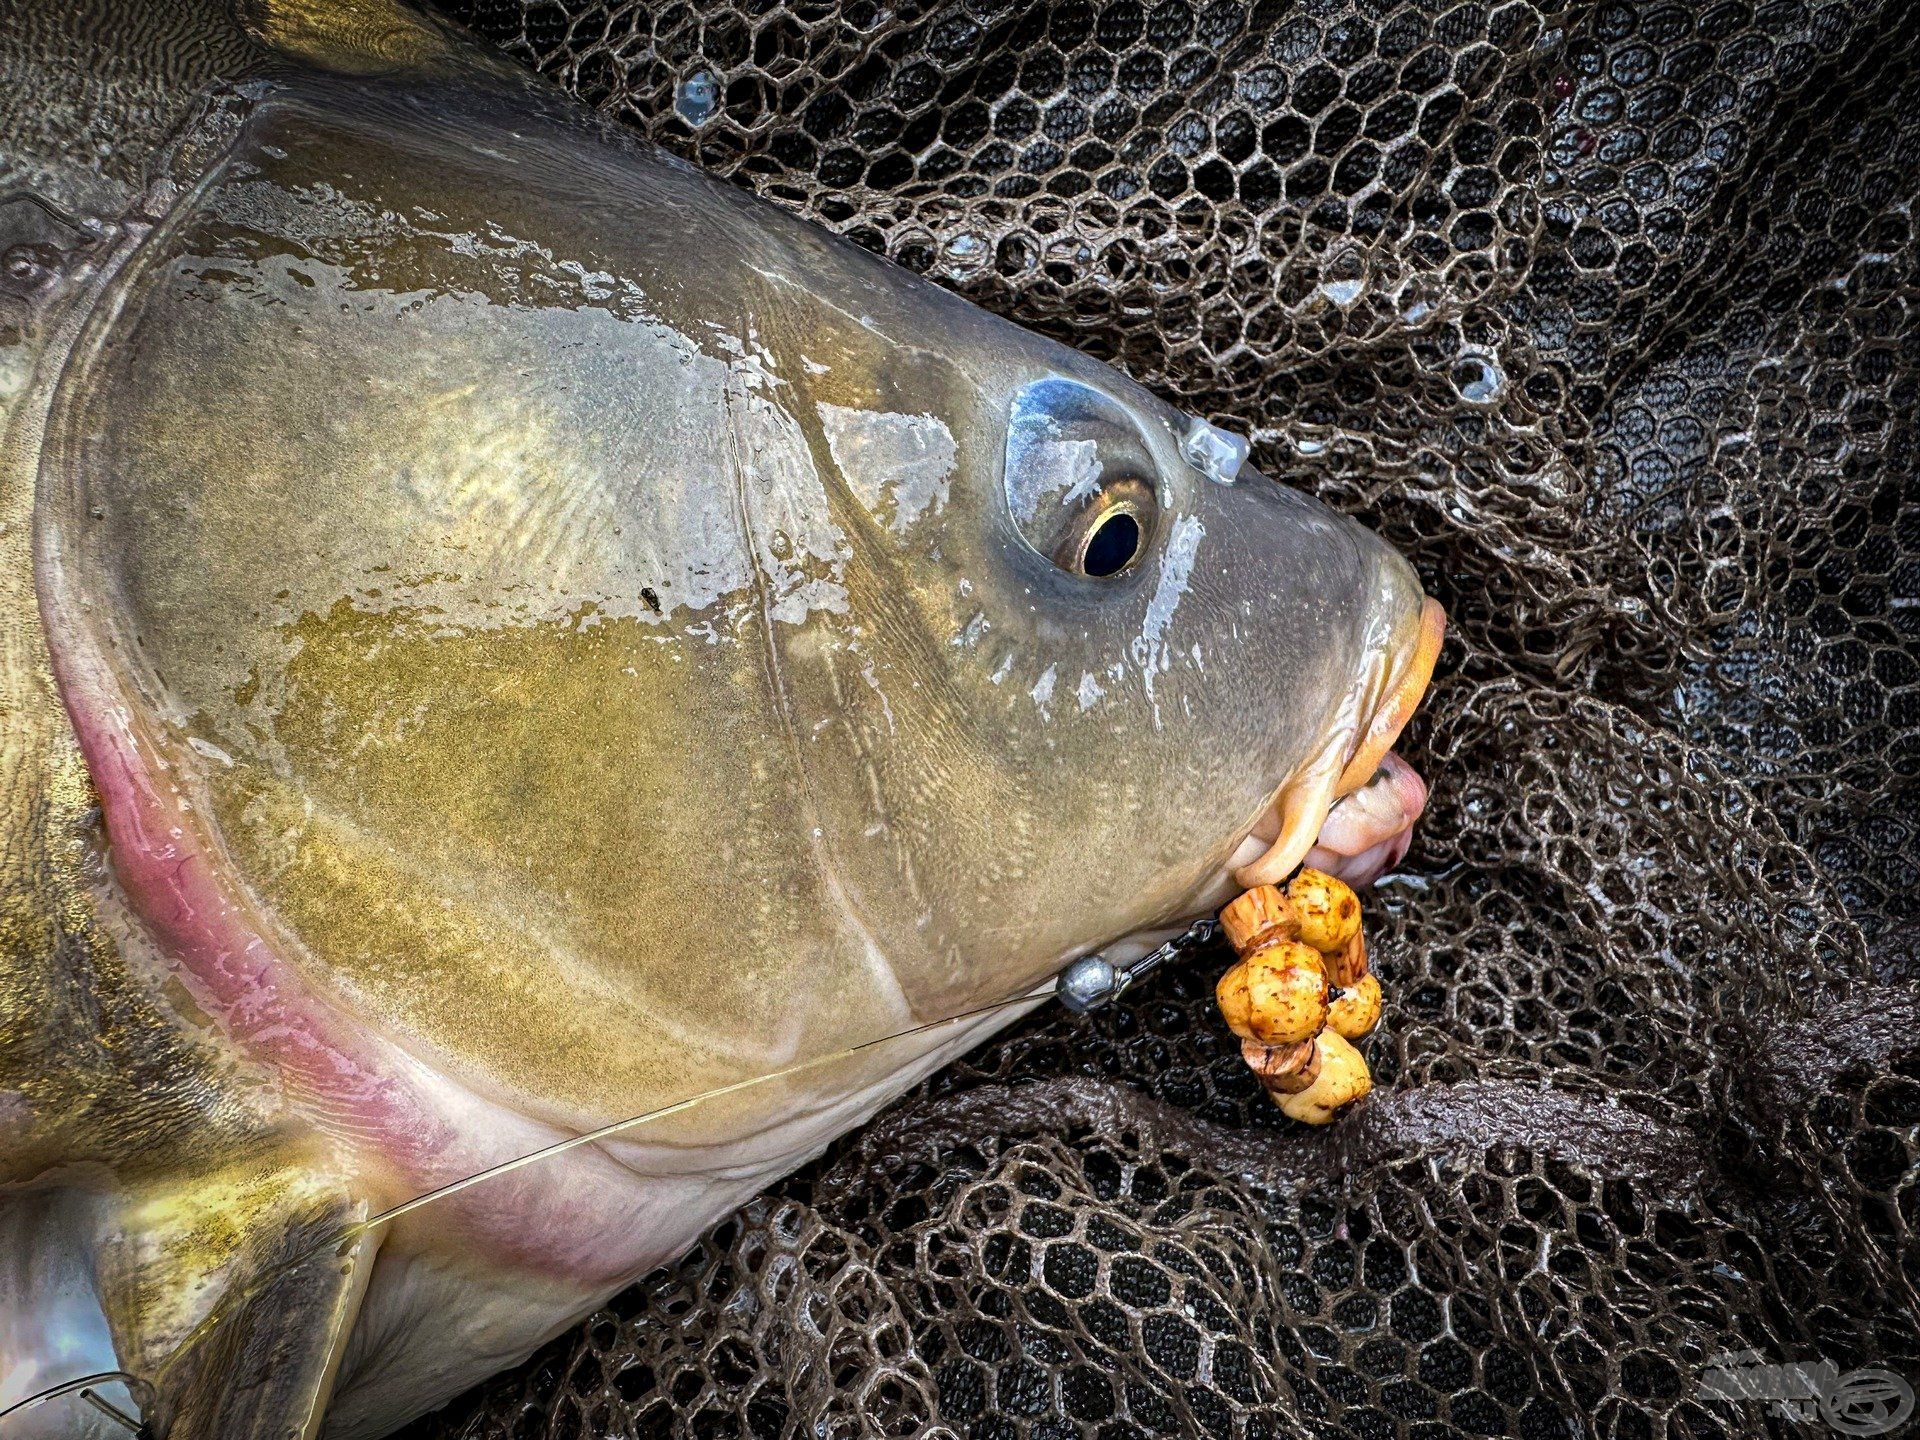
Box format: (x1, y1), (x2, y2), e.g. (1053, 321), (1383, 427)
(1335, 597), (1446, 799)
(1304, 751), (1429, 887)
(1228, 596), (1446, 892)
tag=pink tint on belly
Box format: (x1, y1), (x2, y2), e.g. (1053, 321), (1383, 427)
(46, 656), (670, 1283)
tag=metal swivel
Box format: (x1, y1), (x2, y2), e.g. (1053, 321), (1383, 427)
(1056, 953), (1122, 1014)
(1053, 918), (1221, 1016)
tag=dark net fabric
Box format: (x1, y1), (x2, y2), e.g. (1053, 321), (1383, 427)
(409, 0), (1920, 1434)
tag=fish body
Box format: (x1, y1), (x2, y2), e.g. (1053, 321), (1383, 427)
(0, 4), (1439, 1436)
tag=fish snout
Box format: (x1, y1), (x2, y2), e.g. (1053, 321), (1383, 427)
(1230, 596), (1444, 891)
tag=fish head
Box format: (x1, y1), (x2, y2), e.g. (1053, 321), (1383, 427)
(34, 73), (1440, 1152)
(769, 298), (1444, 1014)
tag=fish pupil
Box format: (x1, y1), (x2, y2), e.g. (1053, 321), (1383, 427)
(1082, 510), (1141, 577)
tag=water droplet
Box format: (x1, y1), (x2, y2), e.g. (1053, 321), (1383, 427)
(2, 245), (42, 282)
(1182, 418), (1249, 484)
(1318, 276), (1365, 306)
(675, 71), (719, 127)
(1453, 355), (1505, 404)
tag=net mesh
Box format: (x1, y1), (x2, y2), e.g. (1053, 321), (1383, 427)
(405, 0), (1920, 1434)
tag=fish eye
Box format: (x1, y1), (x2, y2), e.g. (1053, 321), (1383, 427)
(1082, 508), (1142, 577)
(1003, 377), (1162, 580)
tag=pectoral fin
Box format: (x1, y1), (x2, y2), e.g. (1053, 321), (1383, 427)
(142, 1199), (379, 1440)
(89, 1153), (381, 1440)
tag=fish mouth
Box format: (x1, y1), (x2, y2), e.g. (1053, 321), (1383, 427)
(1230, 597), (1446, 891)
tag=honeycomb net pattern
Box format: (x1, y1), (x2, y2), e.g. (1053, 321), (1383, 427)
(408, 0), (1920, 1435)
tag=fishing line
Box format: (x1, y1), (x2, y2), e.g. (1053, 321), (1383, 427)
(0, 988), (1054, 1432)
(355, 988), (1052, 1235)
(0, 1374), (150, 1434)
(78, 1389), (142, 1432)
(0, 919), (1218, 1432)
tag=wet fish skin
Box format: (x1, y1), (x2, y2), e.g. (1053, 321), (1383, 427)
(0, 4), (1434, 1437)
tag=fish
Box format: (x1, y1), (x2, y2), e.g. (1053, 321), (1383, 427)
(0, 2), (1444, 1435)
